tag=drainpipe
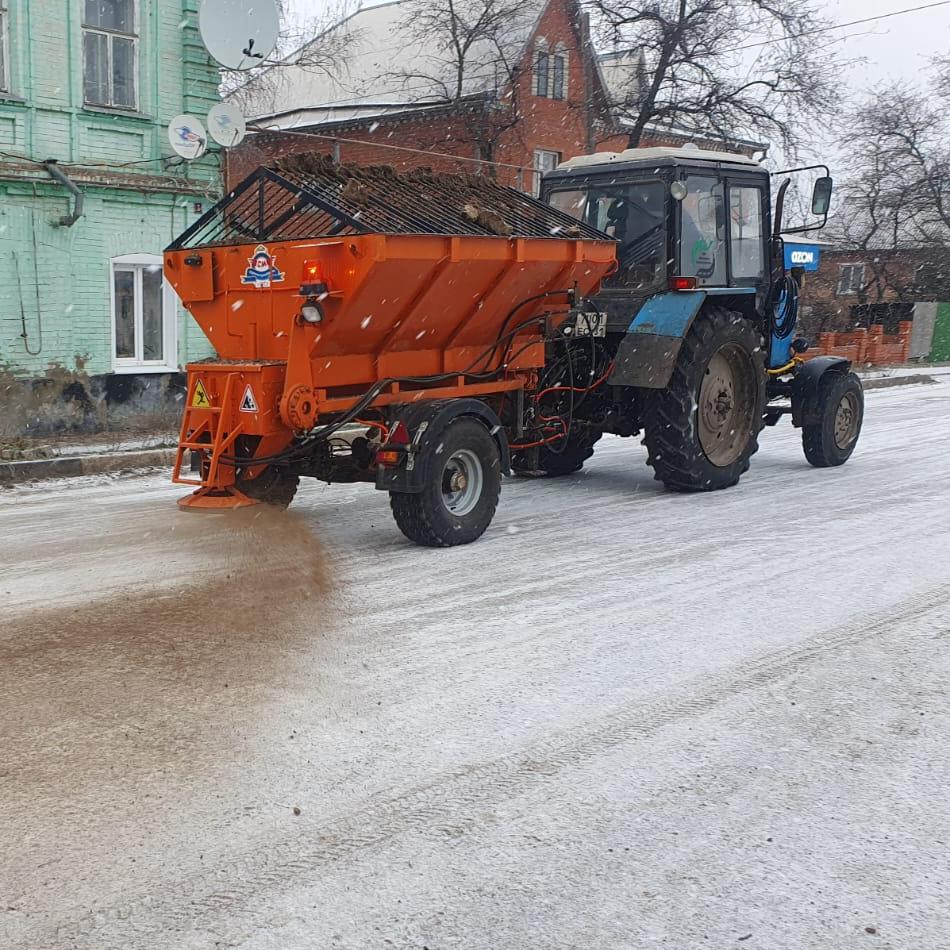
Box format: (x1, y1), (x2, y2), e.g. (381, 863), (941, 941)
(43, 159), (84, 227)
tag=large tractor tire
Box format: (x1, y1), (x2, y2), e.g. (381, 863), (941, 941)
(802, 371), (864, 467)
(390, 417), (501, 547)
(512, 429), (602, 478)
(642, 307), (765, 492)
(237, 467), (300, 508)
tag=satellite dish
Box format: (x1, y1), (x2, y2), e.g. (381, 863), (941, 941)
(168, 114), (208, 160)
(207, 102), (247, 148)
(198, 0), (279, 71)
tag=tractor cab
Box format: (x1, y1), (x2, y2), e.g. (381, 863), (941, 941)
(542, 146), (833, 371)
(542, 147), (773, 330)
(534, 145), (860, 484)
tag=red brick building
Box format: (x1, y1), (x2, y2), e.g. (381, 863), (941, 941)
(227, 0), (764, 192)
(799, 246), (950, 338)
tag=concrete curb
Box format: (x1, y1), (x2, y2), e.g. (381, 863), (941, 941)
(0, 448), (177, 484)
(863, 374), (937, 390)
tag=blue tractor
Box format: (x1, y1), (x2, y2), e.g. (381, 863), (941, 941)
(513, 146), (863, 488)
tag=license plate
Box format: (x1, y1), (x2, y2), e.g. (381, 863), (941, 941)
(573, 311), (607, 337)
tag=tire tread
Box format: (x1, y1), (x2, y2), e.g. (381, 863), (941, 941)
(641, 307), (765, 491)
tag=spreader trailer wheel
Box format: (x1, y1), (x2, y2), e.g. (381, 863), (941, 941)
(390, 417), (502, 547)
(802, 371), (864, 467)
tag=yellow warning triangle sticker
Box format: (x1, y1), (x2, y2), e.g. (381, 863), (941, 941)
(191, 379), (211, 408)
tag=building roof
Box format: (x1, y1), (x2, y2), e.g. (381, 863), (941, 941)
(240, 0), (552, 126)
(236, 0), (763, 156)
(555, 145), (762, 171)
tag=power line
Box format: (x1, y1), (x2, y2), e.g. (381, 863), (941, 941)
(247, 121), (535, 172)
(254, 0), (950, 121)
(248, 112), (760, 176)
(243, 0), (950, 175)
(718, 0), (950, 54)
(5, 0), (945, 177)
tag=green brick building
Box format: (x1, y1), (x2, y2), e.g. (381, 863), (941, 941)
(0, 0), (219, 419)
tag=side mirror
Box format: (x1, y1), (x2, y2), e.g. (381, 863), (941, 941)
(811, 176), (833, 216)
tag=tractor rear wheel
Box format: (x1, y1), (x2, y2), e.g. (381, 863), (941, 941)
(390, 417), (501, 547)
(802, 371), (864, 467)
(237, 467), (300, 508)
(642, 307), (765, 491)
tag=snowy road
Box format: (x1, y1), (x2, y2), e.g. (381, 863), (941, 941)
(2, 378), (949, 950)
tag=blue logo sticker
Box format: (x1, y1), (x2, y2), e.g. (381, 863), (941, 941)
(241, 244), (284, 288)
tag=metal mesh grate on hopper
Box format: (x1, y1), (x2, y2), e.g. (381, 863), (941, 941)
(167, 154), (610, 250)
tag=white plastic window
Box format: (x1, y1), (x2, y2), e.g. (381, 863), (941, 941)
(0, 0), (9, 93)
(836, 264), (865, 296)
(83, 0), (137, 109)
(532, 149), (561, 196)
(111, 255), (176, 372)
(535, 44), (549, 98)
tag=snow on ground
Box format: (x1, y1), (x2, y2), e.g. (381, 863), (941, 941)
(1, 379), (949, 950)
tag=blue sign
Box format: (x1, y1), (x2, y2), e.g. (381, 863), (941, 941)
(784, 243), (821, 271)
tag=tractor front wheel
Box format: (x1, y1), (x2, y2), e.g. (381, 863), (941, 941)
(642, 307), (765, 491)
(390, 417), (501, 546)
(802, 372), (864, 467)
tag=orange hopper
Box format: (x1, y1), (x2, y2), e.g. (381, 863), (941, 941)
(164, 157), (616, 512)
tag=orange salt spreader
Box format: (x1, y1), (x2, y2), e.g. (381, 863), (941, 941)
(163, 157), (616, 545)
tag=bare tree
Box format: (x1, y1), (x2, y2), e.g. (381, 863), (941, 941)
(799, 65), (950, 339)
(591, 0), (841, 153)
(225, 0), (359, 116)
(379, 0), (546, 173)
(838, 80), (950, 247)
(831, 62), (950, 302)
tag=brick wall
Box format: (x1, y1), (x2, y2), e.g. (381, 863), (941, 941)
(801, 322), (914, 365)
(229, 0), (595, 191)
(227, 109), (487, 187)
(799, 248), (942, 339)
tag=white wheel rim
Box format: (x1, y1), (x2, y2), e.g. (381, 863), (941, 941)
(441, 449), (483, 517)
(834, 391), (860, 449)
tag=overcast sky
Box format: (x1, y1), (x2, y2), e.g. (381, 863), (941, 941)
(285, 0), (950, 93)
(826, 0), (950, 88)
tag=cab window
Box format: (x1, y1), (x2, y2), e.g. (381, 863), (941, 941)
(729, 185), (765, 281)
(679, 176), (726, 286)
(548, 189), (587, 219)
(549, 182), (666, 291)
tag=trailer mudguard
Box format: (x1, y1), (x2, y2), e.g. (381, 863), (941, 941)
(791, 356), (852, 427)
(376, 398), (510, 493)
(608, 291), (706, 389)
